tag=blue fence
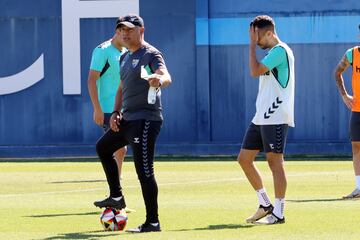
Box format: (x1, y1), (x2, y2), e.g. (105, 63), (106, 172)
(0, 0), (359, 157)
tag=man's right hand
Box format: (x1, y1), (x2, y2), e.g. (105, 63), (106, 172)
(249, 25), (258, 47)
(342, 94), (354, 110)
(110, 111), (121, 132)
(93, 108), (104, 126)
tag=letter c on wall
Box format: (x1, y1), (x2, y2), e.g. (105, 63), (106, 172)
(0, 54), (44, 95)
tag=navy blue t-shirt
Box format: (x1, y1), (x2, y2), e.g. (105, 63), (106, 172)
(120, 42), (166, 121)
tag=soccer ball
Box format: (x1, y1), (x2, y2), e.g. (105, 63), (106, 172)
(100, 207), (127, 231)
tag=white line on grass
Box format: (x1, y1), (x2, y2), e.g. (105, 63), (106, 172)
(0, 170), (350, 198)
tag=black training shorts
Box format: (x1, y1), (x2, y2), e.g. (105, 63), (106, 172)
(350, 112), (360, 141)
(102, 113), (112, 132)
(242, 122), (289, 153)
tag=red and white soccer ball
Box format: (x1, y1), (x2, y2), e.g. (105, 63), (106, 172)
(100, 207), (127, 231)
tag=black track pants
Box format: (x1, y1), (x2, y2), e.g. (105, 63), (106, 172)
(96, 119), (162, 222)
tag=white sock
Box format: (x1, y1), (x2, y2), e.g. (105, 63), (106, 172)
(112, 196), (122, 201)
(356, 176), (360, 189)
(273, 198), (285, 219)
(256, 188), (271, 207)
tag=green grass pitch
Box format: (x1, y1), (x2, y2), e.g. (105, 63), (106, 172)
(0, 159), (359, 239)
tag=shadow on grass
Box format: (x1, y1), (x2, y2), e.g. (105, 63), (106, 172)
(26, 211), (99, 218)
(287, 198), (345, 203)
(49, 179), (106, 184)
(173, 223), (254, 232)
(40, 230), (118, 240)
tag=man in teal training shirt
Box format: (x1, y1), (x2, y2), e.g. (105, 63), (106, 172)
(87, 19), (127, 183)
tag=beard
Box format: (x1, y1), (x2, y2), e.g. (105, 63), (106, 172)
(259, 44), (268, 49)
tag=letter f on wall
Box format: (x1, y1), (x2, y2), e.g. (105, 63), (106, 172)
(62, 0), (139, 94)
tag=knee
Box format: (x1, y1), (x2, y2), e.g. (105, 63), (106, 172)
(267, 156), (284, 173)
(96, 138), (109, 158)
(138, 174), (155, 183)
(353, 144), (360, 156)
(237, 153), (251, 168)
(237, 154), (243, 165)
(267, 160), (277, 172)
(95, 139), (104, 156)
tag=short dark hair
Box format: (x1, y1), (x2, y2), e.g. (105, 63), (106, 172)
(250, 15), (275, 32)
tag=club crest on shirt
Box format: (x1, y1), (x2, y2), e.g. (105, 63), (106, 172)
(132, 59), (140, 68)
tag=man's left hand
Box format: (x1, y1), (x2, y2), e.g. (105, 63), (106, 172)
(148, 74), (162, 88)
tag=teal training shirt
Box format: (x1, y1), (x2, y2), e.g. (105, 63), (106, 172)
(261, 44), (289, 88)
(345, 47), (353, 64)
(90, 39), (125, 113)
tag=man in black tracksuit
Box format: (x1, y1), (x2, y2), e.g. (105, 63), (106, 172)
(94, 14), (172, 233)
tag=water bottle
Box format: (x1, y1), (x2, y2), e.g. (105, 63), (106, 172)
(148, 87), (157, 104)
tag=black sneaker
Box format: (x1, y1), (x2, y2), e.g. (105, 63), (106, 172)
(126, 222), (161, 233)
(93, 196), (126, 209)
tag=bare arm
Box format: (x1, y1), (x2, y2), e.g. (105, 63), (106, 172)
(334, 55), (353, 109)
(87, 70), (103, 125)
(249, 26), (270, 77)
(113, 81), (123, 112)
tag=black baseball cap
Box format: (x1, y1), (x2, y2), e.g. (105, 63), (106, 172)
(116, 14), (144, 28)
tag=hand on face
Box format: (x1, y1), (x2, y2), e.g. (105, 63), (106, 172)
(249, 25), (258, 45)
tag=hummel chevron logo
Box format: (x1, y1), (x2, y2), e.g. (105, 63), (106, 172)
(264, 97), (283, 119)
(272, 102), (279, 109)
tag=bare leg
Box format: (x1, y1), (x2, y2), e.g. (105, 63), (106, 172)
(239, 149), (275, 223)
(266, 152), (287, 198)
(352, 142), (360, 176)
(237, 149), (262, 190)
(114, 146), (127, 179)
